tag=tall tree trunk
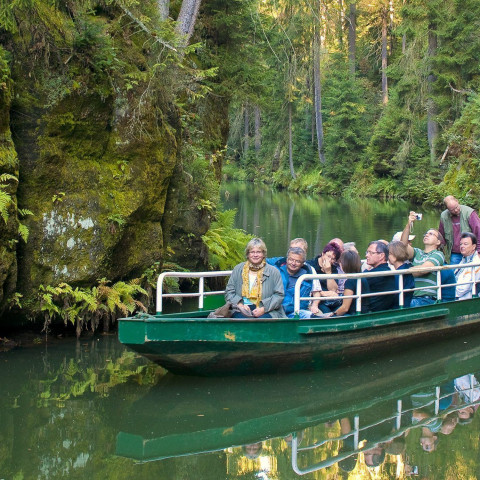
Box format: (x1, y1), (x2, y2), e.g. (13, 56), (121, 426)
(175, 0), (202, 48)
(427, 26), (438, 164)
(348, 1), (356, 75)
(313, 24), (326, 164)
(158, 0), (170, 20)
(338, 0), (344, 49)
(254, 105), (261, 153)
(288, 102), (296, 179)
(287, 202), (295, 243)
(381, 6), (388, 105)
(272, 143), (281, 171)
(243, 103), (249, 157)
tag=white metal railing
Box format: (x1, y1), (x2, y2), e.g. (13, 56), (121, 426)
(291, 374), (480, 475)
(155, 261), (480, 314)
(293, 261), (480, 315)
(156, 271), (231, 313)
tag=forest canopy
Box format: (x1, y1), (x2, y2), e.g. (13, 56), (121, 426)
(224, 0), (480, 208)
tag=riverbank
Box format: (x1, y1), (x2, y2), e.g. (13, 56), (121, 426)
(221, 165), (476, 209)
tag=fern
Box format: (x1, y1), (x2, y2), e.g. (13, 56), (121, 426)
(36, 277), (148, 335)
(0, 189), (11, 223)
(202, 209), (253, 270)
(18, 223), (29, 242)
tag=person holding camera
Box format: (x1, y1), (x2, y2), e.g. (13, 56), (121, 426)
(439, 196), (480, 264)
(400, 212), (445, 307)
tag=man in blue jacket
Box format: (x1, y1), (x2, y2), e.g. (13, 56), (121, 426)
(277, 247), (321, 318)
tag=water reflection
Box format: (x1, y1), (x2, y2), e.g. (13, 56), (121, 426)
(115, 333), (480, 479)
(2, 334), (480, 478)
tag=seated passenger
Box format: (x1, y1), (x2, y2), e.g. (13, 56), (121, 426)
(277, 247), (321, 318)
(307, 242), (342, 311)
(343, 242), (358, 253)
(400, 212), (445, 307)
(330, 238), (347, 294)
(455, 232), (480, 300)
(365, 241), (396, 312)
(332, 250), (370, 316)
(388, 241), (414, 308)
(225, 238), (285, 318)
(440, 269), (456, 302)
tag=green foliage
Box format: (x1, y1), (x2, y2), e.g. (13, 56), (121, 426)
(0, 173), (17, 223)
(37, 278), (147, 336)
(434, 93), (480, 209)
(107, 213), (126, 234)
(322, 57), (375, 184)
(202, 209), (253, 270)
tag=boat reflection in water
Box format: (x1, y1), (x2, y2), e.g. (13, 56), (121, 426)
(116, 333), (480, 478)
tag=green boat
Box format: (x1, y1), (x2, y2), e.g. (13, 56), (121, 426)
(115, 333), (480, 472)
(118, 265), (480, 376)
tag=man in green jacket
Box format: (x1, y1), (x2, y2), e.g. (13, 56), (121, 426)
(439, 195), (480, 264)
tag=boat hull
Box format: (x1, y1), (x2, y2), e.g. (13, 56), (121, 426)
(118, 298), (480, 376)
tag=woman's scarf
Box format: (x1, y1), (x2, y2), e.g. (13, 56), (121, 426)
(241, 260), (265, 307)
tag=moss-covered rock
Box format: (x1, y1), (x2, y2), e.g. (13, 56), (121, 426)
(0, 1), (230, 322)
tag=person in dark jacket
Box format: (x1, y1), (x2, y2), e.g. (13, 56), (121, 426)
(365, 241), (396, 312)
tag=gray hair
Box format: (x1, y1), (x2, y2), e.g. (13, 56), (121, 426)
(245, 238), (267, 257)
(286, 246), (306, 261)
(290, 238), (308, 252)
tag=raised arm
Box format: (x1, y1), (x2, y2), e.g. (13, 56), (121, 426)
(400, 211), (417, 259)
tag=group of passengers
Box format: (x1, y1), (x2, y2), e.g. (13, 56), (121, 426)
(225, 195), (480, 319)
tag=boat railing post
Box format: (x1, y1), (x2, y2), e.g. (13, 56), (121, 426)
(435, 386), (441, 415)
(353, 415), (360, 450)
(356, 278), (362, 313)
(399, 273), (404, 307)
(156, 272), (167, 313)
(436, 270), (442, 301)
(396, 399), (402, 430)
(472, 267), (478, 296)
(199, 276), (205, 310)
(291, 434), (300, 474)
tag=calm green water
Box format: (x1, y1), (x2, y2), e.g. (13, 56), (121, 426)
(2, 334), (480, 479)
(220, 182), (438, 257)
(2, 184), (480, 479)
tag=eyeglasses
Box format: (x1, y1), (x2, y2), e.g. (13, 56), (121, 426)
(287, 258), (303, 265)
(424, 231), (439, 238)
(365, 250), (381, 255)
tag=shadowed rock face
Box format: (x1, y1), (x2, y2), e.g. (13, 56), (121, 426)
(0, 4), (227, 320)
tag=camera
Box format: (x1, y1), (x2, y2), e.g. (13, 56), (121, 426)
(415, 213), (423, 220)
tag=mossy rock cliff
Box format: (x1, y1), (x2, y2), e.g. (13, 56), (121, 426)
(0, 2), (227, 320)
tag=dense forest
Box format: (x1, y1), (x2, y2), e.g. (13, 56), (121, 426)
(224, 0), (480, 206)
(0, 0), (479, 331)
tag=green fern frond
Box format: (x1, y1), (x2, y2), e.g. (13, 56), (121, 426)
(18, 208), (33, 217)
(0, 173), (17, 183)
(0, 189), (11, 223)
(18, 222), (29, 242)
